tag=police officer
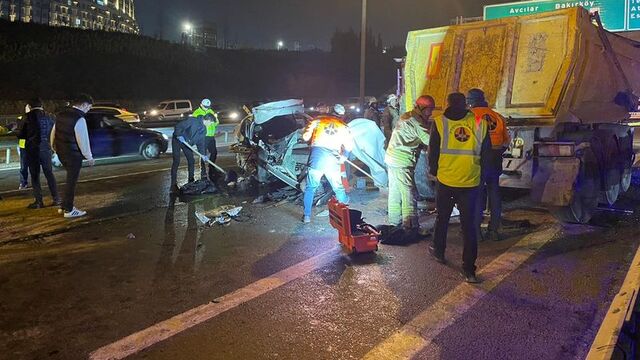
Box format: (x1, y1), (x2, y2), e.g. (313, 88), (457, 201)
(428, 92), (490, 283)
(301, 114), (354, 223)
(192, 99), (219, 181)
(467, 88), (511, 241)
(19, 98), (59, 208)
(384, 95), (434, 232)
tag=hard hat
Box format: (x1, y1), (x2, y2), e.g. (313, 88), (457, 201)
(333, 104), (346, 116)
(387, 94), (398, 104)
(415, 95), (435, 109)
(201, 98), (212, 108)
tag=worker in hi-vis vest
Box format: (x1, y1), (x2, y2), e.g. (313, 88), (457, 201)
(384, 95), (434, 233)
(301, 115), (354, 224)
(428, 92), (490, 284)
(192, 99), (219, 181)
(467, 88), (511, 242)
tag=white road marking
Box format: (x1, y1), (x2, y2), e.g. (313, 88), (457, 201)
(363, 224), (561, 360)
(89, 249), (337, 360)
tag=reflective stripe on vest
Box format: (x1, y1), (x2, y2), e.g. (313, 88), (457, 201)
(435, 112), (486, 188)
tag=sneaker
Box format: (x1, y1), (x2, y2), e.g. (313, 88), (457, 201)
(52, 198), (61, 207)
(18, 184), (28, 190)
(302, 215), (311, 223)
(428, 245), (446, 264)
(27, 201), (44, 209)
(64, 207), (87, 218)
(462, 271), (480, 284)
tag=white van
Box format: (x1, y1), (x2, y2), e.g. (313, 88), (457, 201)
(144, 100), (192, 121)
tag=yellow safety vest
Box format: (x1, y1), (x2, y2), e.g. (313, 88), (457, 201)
(434, 112), (487, 188)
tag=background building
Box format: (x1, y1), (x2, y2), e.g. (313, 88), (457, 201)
(0, 0), (138, 34)
(182, 21), (217, 51)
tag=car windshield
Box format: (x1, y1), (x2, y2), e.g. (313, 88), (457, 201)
(156, 103), (167, 110)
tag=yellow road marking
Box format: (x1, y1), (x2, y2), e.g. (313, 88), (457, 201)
(363, 224), (561, 360)
(89, 249), (337, 360)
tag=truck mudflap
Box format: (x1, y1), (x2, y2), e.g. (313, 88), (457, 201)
(530, 157), (580, 206)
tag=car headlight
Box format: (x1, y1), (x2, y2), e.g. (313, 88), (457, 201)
(161, 134), (168, 140)
(309, 107), (315, 111)
(349, 105), (356, 110)
(229, 112), (239, 120)
(150, 110), (158, 116)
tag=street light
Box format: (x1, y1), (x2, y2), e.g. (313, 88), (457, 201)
(277, 40), (284, 50)
(359, 0), (367, 110)
(183, 22), (192, 33)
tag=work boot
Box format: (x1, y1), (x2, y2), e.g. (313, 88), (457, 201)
(462, 270), (480, 284)
(428, 245), (446, 264)
(302, 215), (311, 224)
(27, 201), (45, 209)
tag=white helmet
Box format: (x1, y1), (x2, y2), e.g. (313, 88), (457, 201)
(333, 104), (346, 116)
(387, 94), (398, 105)
(201, 98), (212, 108)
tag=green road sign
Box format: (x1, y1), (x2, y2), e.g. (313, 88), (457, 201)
(484, 0), (631, 32)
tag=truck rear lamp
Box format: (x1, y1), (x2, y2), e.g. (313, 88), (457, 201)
(537, 143), (575, 157)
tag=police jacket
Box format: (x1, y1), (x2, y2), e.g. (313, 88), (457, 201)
(19, 108), (54, 152)
(173, 116), (206, 153)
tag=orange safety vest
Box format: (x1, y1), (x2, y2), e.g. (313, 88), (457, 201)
(302, 115), (354, 153)
(471, 107), (509, 150)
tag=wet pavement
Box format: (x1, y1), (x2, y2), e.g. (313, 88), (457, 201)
(1, 155), (639, 360)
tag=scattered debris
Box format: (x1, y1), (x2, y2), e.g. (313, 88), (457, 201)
(316, 209), (330, 217)
(179, 179), (218, 196)
(196, 205), (244, 227)
(126, 233), (136, 239)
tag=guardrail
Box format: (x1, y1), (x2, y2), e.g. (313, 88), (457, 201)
(586, 246), (640, 360)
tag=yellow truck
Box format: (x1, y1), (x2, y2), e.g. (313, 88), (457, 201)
(403, 7), (638, 223)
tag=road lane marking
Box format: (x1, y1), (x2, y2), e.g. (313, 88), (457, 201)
(89, 249), (337, 360)
(363, 224), (562, 360)
(586, 240), (640, 360)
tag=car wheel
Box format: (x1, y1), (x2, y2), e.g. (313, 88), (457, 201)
(141, 141), (161, 159)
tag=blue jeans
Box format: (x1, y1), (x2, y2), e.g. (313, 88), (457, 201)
(19, 147), (28, 187)
(303, 147), (348, 217)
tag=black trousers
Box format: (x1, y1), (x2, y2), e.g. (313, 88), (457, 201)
(58, 153), (83, 212)
(432, 182), (480, 274)
(201, 136), (218, 180)
(478, 168), (502, 231)
(19, 147), (28, 186)
(27, 149), (59, 203)
(171, 138), (195, 187)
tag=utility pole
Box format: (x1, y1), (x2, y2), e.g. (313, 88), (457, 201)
(359, 0), (367, 110)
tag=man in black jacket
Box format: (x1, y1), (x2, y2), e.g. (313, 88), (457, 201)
(19, 98), (59, 208)
(170, 114), (207, 193)
(51, 94), (95, 218)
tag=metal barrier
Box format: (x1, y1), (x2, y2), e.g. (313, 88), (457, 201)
(586, 246), (640, 360)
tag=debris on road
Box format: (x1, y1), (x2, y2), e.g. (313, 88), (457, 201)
(196, 205), (244, 227)
(126, 233), (136, 240)
(179, 179), (218, 196)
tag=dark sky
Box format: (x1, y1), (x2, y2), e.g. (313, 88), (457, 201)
(135, 0), (515, 49)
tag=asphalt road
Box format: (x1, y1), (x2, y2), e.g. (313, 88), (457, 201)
(0, 155), (639, 360)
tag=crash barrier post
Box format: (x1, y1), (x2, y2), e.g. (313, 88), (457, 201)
(586, 246), (640, 360)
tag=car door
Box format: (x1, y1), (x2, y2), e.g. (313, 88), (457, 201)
(163, 102), (176, 119)
(86, 113), (115, 158)
(103, 117), (139, 155)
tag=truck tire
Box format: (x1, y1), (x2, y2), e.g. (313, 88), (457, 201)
(596, 133), (621, 205)
(551, 147), (600, 224)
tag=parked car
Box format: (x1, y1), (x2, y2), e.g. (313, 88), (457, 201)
(143, 99), (192, 121)
(53, 112), (168, 165)
(90, 104), (140, 123)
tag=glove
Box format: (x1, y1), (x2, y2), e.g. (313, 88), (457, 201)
(177, 136), (186, 144)
(201, 155), (210, 163)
